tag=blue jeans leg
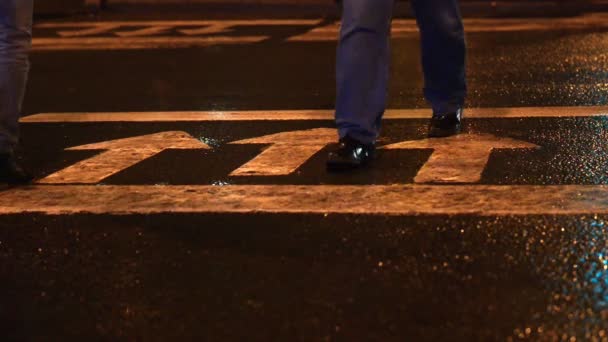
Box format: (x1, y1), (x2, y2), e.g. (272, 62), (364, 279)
(335, 0), (393, 144)
(0, 0), (33, 154)
(411, 0), (467, 112)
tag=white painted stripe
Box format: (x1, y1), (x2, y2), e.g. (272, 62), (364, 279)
(35, 16), (608, 32)
(38, 131), (210, 184)
(32, 36), (267, 51)
(20, 106), (608, 123)
(229, 128), (336, 176)
(1, 184), (608, 215)
(36, 20), (324, 28)
(288, 17), (608, 41)
(57, 24), (123, 37)
(114, 26), (174, 37)
(32, 16), (608, 49)
(179, 24), (234, 36)
(382, 134), (539, 183)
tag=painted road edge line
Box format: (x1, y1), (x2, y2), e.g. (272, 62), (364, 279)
(20, 106), (608, 123)
(34, 16), (608, 32)
(35, 20), (325, 28)
(1, 184), (607, 215)
(32, 36), (267, 51)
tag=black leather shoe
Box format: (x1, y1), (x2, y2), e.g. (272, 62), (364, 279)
(428, 108), (463, 138)
(326, 135), (375, 171)
(0, 154), (33, 184)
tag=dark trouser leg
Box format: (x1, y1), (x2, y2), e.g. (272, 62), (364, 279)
(0, 0), (33, 154)
(335, 0), (393, 144)
(411, 0), (467, 113)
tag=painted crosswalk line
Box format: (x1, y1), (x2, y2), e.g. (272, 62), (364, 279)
(7, 106), (608, 215)
(1, 184), (608, 215)
(39, 131), (209, 184)
(229, 128), (336, 176)
(383, 134), (539, 183)
(32, 15), (608, 50)
(20, 106), (608, 123)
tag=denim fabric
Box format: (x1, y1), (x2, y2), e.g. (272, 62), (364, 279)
(0, 0), (32, 154)
(336, 0), (466, 143)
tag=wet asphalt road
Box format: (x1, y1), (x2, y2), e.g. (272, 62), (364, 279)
(4, 5), (608, 341)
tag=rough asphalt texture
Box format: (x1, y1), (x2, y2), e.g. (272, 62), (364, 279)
(3, 5), (608, 341)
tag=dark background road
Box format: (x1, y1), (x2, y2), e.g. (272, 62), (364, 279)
(3, 4), (608, 341)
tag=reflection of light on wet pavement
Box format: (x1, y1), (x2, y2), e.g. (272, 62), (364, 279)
(510, 217), (608, 339)
(198, 136), (222, 148)
(570, 219), (608, 308)
(211, 180), (232, 187)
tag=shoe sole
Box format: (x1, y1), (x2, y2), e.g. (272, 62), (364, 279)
(326, 161), (363, 172)
(326, 155), (375, 172)
(428, 124), (462, 138)
(0, 176), (34, 185)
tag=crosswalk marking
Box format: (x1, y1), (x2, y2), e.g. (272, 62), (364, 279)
(37, 20), (324, 29)
(179, 24), (235, 36)
(10, 105), (607, 215)
(20, 106), (608, 123)
(36, 20), (322, 50)
(28, 129), (534, 184)
(229, 128), (336, 176)
(114, 26), (174, 37)
(32, 15), (608, 50)
(36, 16), (608, 37)
(56, 24), (123, 37)
(32, 36), (267, 51)
(289, 16), (608, 41)
(2, 184), (608, 215)
(39, 131), (209, 184)
(383, 134), (539, 183)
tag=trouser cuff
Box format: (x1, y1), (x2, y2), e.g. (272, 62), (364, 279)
(338, 129), (377, 145)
